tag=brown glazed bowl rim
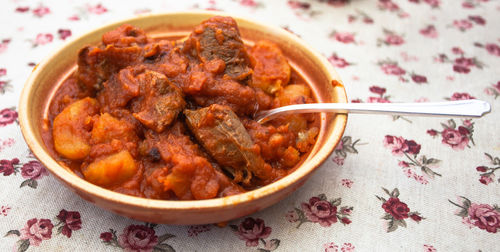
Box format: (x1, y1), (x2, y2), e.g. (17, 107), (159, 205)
(19, 11), (347, 213)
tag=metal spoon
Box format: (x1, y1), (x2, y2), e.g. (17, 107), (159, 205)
(255, 99), (491, 124)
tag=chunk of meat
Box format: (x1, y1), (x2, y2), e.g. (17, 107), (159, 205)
(82, 150), (138, 187)
(52, 97), (99, 160)
(249, 40), (291, 94)
(97, 66), (141, 111)
(185, 104), (274, 185)
(77, 24), (148, 92)
(130, 70), (186, 132)
(189, 76), (272, 116)
(76, 45), (144, 92)
(183, 16), (252, 80)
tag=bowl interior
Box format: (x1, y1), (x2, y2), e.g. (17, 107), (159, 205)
(19, 11), (347, 224)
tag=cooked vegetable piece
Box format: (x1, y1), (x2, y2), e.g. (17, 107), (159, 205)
(183, 16), (252, 80)
(53, 97), (99, 160)
(275, 84), (311, 107)
(131, 70), (186, 132)
(184, 104), (274, 185)
(82, 150), (137, 187)
(249, 40), (291, 94)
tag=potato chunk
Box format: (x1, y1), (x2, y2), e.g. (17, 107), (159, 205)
(82, 150), (137, 187)
(53, 97), (99, 160)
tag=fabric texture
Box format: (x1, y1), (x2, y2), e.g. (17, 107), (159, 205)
(0, 0), (499, 251)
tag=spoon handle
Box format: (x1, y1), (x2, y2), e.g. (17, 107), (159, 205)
(255, 99), (491, 123)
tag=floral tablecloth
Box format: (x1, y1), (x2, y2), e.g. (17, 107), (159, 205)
(1, 0), (499, 251)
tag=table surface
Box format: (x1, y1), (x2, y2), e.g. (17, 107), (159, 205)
(1, 0), (499, 251)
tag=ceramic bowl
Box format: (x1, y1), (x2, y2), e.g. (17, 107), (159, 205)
(19, 11), (347, 224)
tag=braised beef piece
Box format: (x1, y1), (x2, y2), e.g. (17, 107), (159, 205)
(184, 104), (275, 185)
(129, 69), (186, 133)
(76, 24), (148, 92)
(183, 16), (252, 81)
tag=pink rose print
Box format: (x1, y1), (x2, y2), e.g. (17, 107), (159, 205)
(32, 5), (50, 17)
(420, 25), (438, 38)
(15, 7), (30, 13)
(241, 0), (261, 7)
(474, 153), (500, 185)
(367, 96), (390, 103)
(87, 4), (108, 14)
(378, 0), (400, 11)
(341, 243), (355, 252)
(447, 92), (475, 100)
(230, 217), (280, 250)
(332, 156), (344, 165)
(468, 15), (486, 25)
(429, 119), (474, 150)
(424, 244), (437, 252)
(436, 48), (484, 74)
(423, 0), (440, 8)
(118, 225), (158, 252)
(100, 231), (113, 242)
(56, 209), (82, 238)
(6, 210), (84, 251)
(288, 1), (310, 9)
(0, 158), (20, 176)
(369, 86), (386, 95)
(1, 205), (11, 216)
(323, 242), (339, 252)
(323, 242), (356, 252)
(442, 128), (469, 150)
(484, 81), (500, 99)
(301, 197), (339, 226)
(450, 196), (500, 233)
(384, 135), (441, 182)
(328, 53), (352, 68)
(285, 210), (299, 222)
(378, 29), (404, 46)
(0, 39), (10, 54)
(452, 47), (464, 55)
(58, 29), (72, 40)
(383, 135), (408, 156)
(376, 188), (424, 232)
(33, 33), (54, 47)
(232, 218), (271, 246)
(330, 31), (356, 44)
(411, 74), (427, 84)
(19, 218), (54, 246)
(380, 62), (406, 75)
(0, 68), (5, 77)
(0, 108), (18, 126)
(485, 43), (500, 57)
(341, 179), (354, 188)
(21, 160), (48, 180)
(99, 225), (174, 251)
(453, 19), (473, 31)
(332, 136), (361, 165)
(288, 194), (353, 228)
(187, 225), (212, 237)
(318, 0), (350, 7)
